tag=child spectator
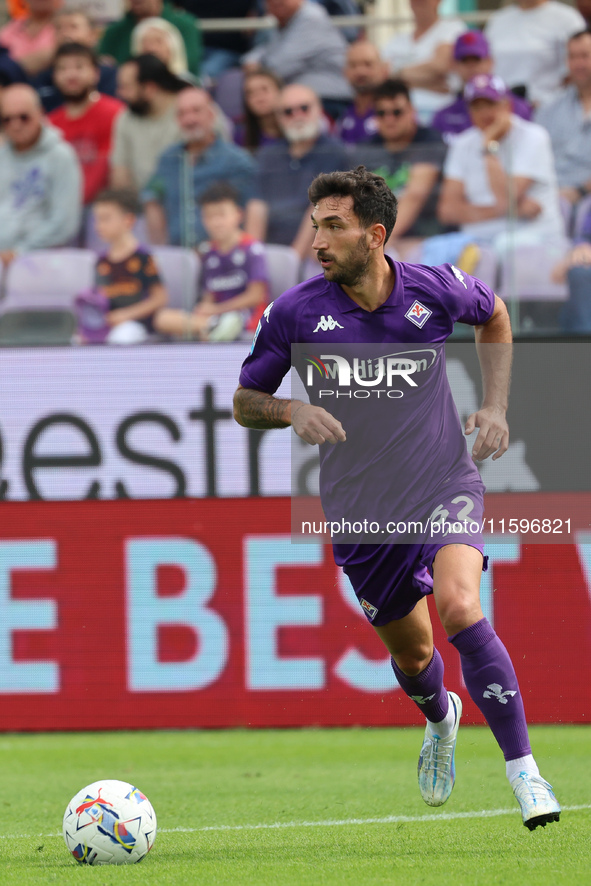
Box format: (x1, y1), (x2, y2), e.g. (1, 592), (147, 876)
(154, 183), (268, 341)
(86, 188), (168, 344)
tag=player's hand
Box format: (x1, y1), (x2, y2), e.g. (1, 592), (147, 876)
(291, 403), (346, 446)
(465, 406), (509, 461)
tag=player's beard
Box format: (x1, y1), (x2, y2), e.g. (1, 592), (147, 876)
(319, 234), (371, 287)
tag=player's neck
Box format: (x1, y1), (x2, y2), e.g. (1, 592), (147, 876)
(339, 254), (395, 312)
(106, 232), (139, 263)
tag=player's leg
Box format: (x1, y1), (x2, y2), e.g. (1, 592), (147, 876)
(374, 598), (462, 807)
(432, 543), (560, 829)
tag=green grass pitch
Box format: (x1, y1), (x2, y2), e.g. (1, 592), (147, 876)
(0, 726), (589, 885)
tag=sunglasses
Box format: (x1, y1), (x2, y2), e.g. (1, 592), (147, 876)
(280, 103), (311, 116)
(375, 107), (405, 118)
(1, 113), (32, 125)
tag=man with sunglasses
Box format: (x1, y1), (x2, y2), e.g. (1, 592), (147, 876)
(247, 83), (348, 259)
(0, 84), (82, 266)
(354, 78), (447, 253)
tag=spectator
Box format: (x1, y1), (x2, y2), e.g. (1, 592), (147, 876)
(174, 0), (257, 80)
(242, 0), (352, 119)
(552, 205), (591, 331)
(142, 86), (257, 246)
(247, 83), (348, 256)
(337, 39), (388, 145)
(155, 182), (267, 341)
(48, 43), (124, 205)
(0, 84), (82, 264)
(0, 45), (27, 90)
(0, 0), (60, 77)
(88, 188), (168, 344)
(535, 29), (591, 208)
(98, 0), (202, 78)
(485, 0), (585, 108)
(381, 0), (466, 125)
(131, 17), (188, 76)
(353, 78), (446, 248)
(110, 55), (186, 191)
(438, 74), (566, 259)
(432, 31), (532, 142)
(235, 67), (283, 152)
(33, 8), (118, 113)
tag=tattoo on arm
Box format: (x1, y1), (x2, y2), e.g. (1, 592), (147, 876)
(234, 387), (292, 429)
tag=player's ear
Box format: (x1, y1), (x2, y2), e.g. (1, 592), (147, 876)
(368, 222), (387, 250)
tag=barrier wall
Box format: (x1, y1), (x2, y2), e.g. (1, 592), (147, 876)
(1, 496), (590, 731)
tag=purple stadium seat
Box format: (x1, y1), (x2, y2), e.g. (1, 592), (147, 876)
(151, 246), (201, 311)
(263, 244), (301, 301)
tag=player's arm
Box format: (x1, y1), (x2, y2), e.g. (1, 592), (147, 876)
(233, 385), (346, 445)
(466, 295), (512, 461)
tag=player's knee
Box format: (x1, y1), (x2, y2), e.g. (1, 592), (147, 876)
(437, 585), (483, 636)
(393, 646), (433, 676)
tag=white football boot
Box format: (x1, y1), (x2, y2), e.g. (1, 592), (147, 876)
(417, 691), (462, 807)
(512, 772), (561, 830)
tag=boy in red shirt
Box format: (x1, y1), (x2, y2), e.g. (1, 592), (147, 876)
(48, 42), (123, 204)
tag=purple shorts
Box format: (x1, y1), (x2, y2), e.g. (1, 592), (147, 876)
(336, 485), (487, 626)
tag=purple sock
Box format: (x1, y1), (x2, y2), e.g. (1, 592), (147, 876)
(448, 617), (531, 761)
(391, 647), (449, 723)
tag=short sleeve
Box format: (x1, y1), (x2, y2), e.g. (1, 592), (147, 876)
(142, 252), (162, 286)
(239, 297), (293, 395)
(442, 264), (496, 326)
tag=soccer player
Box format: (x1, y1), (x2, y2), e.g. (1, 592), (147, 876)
(233, 165), (561, 830)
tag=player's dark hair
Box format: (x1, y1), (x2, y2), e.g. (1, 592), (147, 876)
(133, 53), (187, 93)
(198, 182), (242, 208)
(242, 67), (284, 152)
(53, 42), (99, 68)
(568, 27), (591, 43)
(93, 187), (142, 216)
(373, 77), (411, 104)
(308, 166), (398, 241)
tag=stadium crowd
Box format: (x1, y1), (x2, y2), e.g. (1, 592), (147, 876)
(1, 0), (591, 341)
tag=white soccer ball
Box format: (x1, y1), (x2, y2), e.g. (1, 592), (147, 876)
(63, 779), (157, 865)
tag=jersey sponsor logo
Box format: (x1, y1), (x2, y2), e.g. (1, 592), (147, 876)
(207, 271), (247, 292)
(451, 265), (468, 289)
(313, 315), (344, 332)
(483, 683), (517, 704)
(405, 300), (432, 328)
(360, 598), (378, 621)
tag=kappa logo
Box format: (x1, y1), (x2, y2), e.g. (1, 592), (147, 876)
(451, 265), (468, 289)
(313, 315), (344, 333)
(360, 598), (378, 621)
(405, 300), (432, 329)
(483, 682), (517, 704)
(263, 301), (274, 322)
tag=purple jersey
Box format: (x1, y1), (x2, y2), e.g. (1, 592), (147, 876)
(240, 258), (495, 556)
(201, 234), (269, 305)
(337, 104), (378, 144)
(432, 94), (533, 139)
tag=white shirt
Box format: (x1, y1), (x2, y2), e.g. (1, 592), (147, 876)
(443, 114), (565, 242)
(485, 1), (586, 107)
(381, 18), (467, 124)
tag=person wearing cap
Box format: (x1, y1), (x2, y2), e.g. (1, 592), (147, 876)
(438, 73), (566, 258)
(485, 0), (585, 108)
(535, 28), (591, 208)
(432, 31), (532, 141)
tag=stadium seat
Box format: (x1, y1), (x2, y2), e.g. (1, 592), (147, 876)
(213, 67), (244, 124)
(151, 246), (201, 311)
(0, 249), (95, 345)
(263, 244), (301, 301)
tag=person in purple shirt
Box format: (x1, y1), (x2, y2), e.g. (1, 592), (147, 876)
(234, 165), (560, 831)
(154, 183), (268, 341)
(337, 39), (388, 145)
(432, 31), (532, 142)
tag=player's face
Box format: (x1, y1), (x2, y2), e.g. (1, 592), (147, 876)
(53, 55), (98, 100)
(311, 196), (372, 287)
(345, 43), (386, 92)
(568, 34), (591, 88)
(244, 75), (280, 117)
(93, 202), (134, 243)
(201, 199), (243, 244)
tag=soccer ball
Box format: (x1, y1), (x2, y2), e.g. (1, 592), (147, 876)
(63, 779), (157, 865)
